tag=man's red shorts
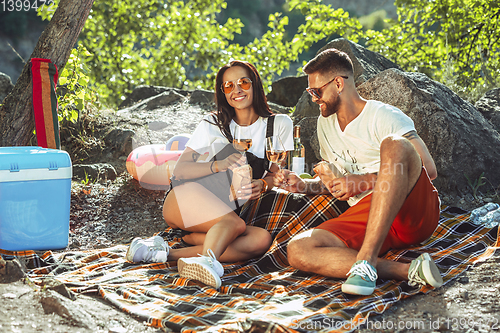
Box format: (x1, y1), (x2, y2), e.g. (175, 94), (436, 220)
(316, 167), (440, 255)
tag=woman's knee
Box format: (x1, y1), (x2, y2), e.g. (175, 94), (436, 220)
(247, 228), (272, 256)
(213, 214), (247, 236)
(182, 232), (205, 246)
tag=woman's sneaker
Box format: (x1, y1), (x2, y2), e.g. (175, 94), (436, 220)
(178, 249), (224, 288)
(126, 236), (169, 263)
(408, 252), (443, 288)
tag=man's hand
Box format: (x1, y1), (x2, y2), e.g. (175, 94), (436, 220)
(324, 173), (376, 201)
(274, 169), (306, 193)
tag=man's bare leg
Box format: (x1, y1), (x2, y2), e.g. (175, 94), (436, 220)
(340, 135), (431, 295)
(287, 229), (409, 281)
(288, 227), (442, 294)
(356, 135), (422, 266)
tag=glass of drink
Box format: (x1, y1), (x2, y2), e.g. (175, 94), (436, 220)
(233, 124), (253, 154)
(266, 136), (287, 171)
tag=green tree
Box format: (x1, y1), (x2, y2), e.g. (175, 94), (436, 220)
(362, 0), (500, 100)
(234, 0), (361, 89)
(81, 0), (245, 106)
(39, 0), (361, 107)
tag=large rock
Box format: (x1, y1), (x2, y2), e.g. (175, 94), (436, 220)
(104, 128), (136, 158)
(292, 91), (320, 121)
(293, 38), (401, 121)
(475, 88), (500, 133)
(268, 102), (293, 115)
(266, 76), (308, 107)
(73, 163), (118, 182)
(189, 89), (215, 106)
(357, 69), (500, 196)
(290, 93), (321, 171)
(119, 85), (187, 108)
(318, 38), (402, 87)
(118, 91), (186, 113)
(0, 72), (14, 102)
(40, 289), (97, 330)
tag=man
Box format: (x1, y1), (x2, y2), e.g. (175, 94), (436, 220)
(279, 48), (443, 295)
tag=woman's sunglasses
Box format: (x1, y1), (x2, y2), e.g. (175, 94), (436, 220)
(221, 77), (253, 94)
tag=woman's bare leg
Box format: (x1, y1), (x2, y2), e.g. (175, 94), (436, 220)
(163, 182), (271, 261)
(175, 226), (272, 262)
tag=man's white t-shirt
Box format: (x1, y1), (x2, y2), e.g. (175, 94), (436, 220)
(187, 113), (294, 163)
(317, 100), (415, 206)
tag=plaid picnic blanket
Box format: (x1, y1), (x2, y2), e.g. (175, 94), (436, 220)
(5, 191), (499, 332)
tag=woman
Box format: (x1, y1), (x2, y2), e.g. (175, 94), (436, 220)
(126, 60), (293, 288)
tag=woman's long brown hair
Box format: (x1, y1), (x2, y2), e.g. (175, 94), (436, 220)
(208, 60), (273, 141)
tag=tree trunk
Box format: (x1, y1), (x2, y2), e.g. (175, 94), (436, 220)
(0, 0), (94, 146)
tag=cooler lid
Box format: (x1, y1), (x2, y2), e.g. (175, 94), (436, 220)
(0, 146), (72, 171)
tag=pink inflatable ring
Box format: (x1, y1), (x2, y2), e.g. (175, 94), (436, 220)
(126, 135), (190, 189)
(126, 144), (182, 188)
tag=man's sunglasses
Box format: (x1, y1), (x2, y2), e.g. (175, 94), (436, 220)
(221, 77), (253, 94)
(306, 76), (348, 99)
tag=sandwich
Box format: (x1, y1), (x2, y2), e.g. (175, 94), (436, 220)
(230, 164), (253, 201)
(313, 161), (339, 185)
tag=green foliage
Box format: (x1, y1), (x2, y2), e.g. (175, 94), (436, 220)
(466, 172), (486, 200)
(36, 0), (500, 107)
(41, 0), (243, 105)
(358, 10), (390, 32)
(233, 0), (362, 89)
(39, 0), (361, 106)
(79, 0), (244, 105)
(57, 45), (98, 123)
(37, 0), (57, 21)
(362, 0), (500, 100)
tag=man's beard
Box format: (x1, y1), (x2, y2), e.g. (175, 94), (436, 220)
(321, 96), (341, 117)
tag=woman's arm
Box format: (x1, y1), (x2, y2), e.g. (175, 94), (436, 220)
(172, 147), (244, 180)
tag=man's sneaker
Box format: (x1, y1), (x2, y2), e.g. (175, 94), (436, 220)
(408, 252), (443, 288)
(177, 249), (224, 289)
(126, 236), (169, 263)
(342, 260), (378, 295)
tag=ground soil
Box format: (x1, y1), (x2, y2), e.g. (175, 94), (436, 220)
(1, 104), (499, 332)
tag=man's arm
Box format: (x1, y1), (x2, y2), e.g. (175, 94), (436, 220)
(403, 130), (437, 180)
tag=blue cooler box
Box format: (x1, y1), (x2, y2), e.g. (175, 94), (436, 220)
(0, 147), (72, 251)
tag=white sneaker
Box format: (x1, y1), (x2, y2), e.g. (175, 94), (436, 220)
(408, 252), (443, 288)
(177, 249), (224, 288)
(126, 236), (169, 263)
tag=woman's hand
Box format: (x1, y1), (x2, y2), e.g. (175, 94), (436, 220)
(244, 179), (265, 200)
(218, 153), (246, 172)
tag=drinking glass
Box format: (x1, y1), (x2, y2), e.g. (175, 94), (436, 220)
(266, 136), (287, 170)
(233, 124), (253, 154)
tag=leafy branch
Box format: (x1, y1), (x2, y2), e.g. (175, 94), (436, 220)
(465, 172), (486, 200)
